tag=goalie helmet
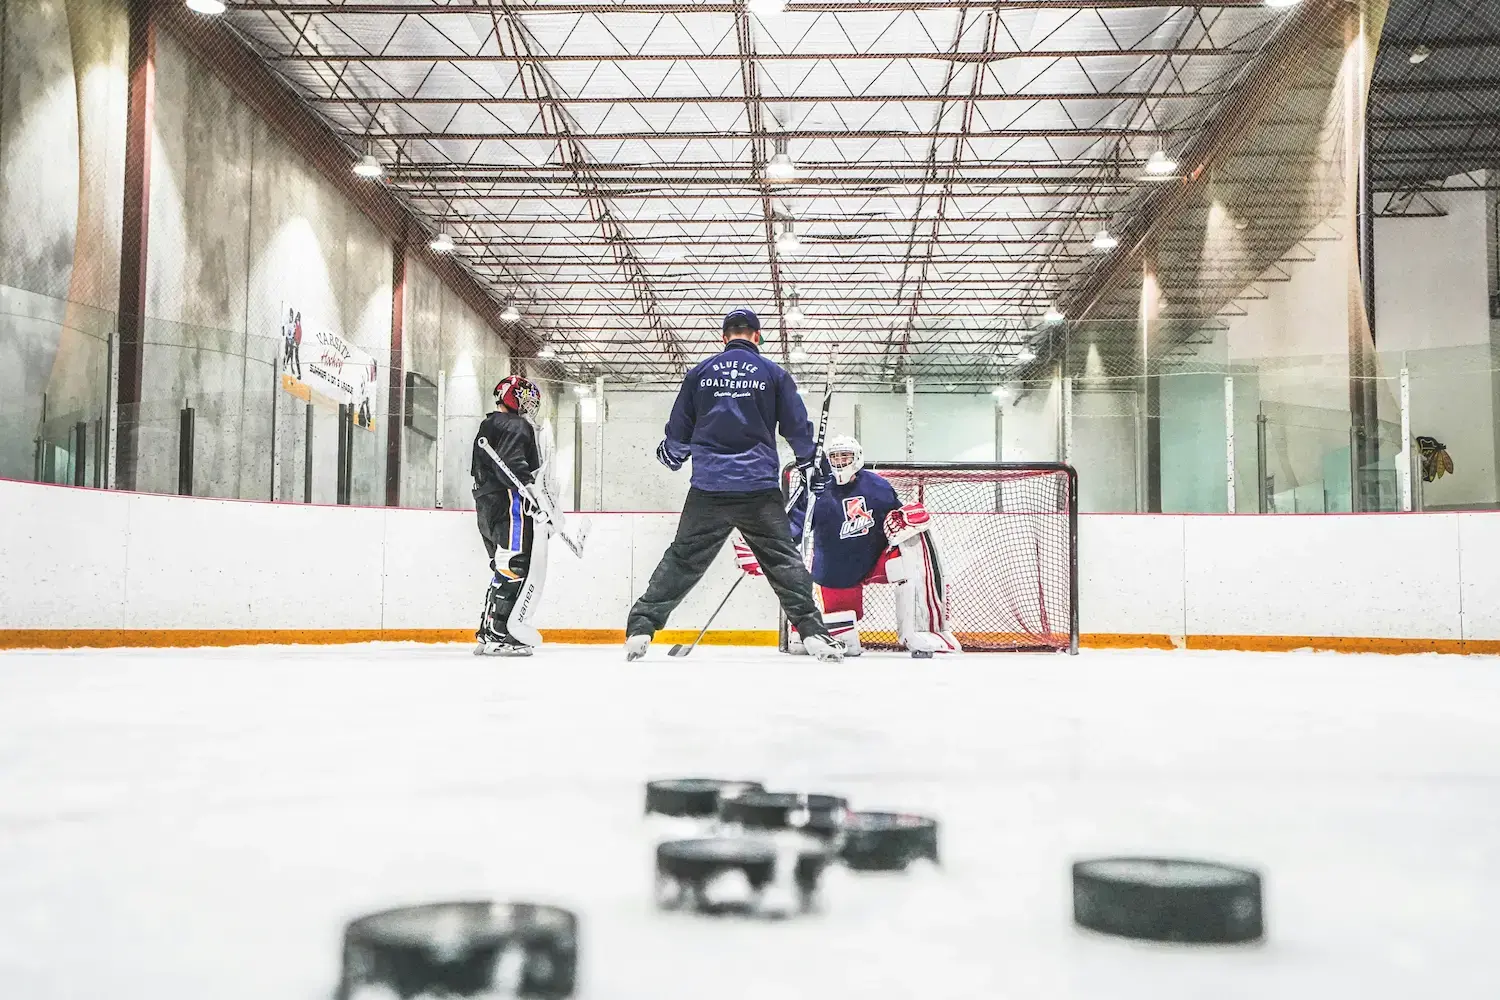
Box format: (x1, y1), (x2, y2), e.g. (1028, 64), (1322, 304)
(494, 375), (541, 416)
(825, 434), (864, 485)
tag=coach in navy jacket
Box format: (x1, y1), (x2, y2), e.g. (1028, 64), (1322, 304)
(624, 308), (839, 660)
(658, 318), (816, 491)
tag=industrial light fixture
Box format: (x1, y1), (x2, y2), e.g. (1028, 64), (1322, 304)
(1409, 44), (1432, 65)
(1017, 347), (1037, 363)
(500, 302), (521, 322)
(429, 230), (455, 253)
(789, 340), (810, 363)
(185, 0), (227, 14)
(1263, 0), (1302, 8)
(775, 222), (802, 255)
(353, 139), (384, 179)
(748, 0), (788, 18)
(767, 136), (797, 182)
(992, 386), (1014, 402)
(1092, 228), (1119, 251)
(1234, 216), (1251, 231)
(1144, 149), (1178, 177)
(1043, 305), (1065, 324)
(572, 384), (591, 396)
(783, 290), (805, 324)
(537, 344), (557, 359)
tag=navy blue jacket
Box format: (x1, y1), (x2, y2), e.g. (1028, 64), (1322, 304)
(789, 467), (903, 589)
(661, 340), (815, 492)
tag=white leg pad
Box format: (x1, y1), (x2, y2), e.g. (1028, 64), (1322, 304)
(505, 517), (550, 647)
(891, 534), (961, 654)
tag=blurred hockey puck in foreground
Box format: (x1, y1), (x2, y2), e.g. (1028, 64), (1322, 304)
(839, 812), (939, 871)
(336, 901), (578, 999)
(644, 778), (763, 818)
(719, 791), (848, 839)
(1072, 858), (1263, 944)
(656, 837), (832, 917)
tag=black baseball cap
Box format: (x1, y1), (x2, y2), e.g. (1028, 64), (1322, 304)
(722, 307), (761, 333)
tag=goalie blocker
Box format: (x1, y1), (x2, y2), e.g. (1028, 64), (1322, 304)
(769, 436), (960, 657)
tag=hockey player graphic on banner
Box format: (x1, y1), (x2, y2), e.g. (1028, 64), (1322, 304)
(764, 434), (960, 657)
(278, 302), (377, 432)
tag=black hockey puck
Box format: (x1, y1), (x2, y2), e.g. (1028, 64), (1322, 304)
(839, 812), (940, 871)
(1072, 857), (1264, 944)
(644, 778), (764, 818)
(655, 837), (832, 916)
(911, 650), (934, 659)
(718, 791), (848, 839)
(336, 901), (578, 999)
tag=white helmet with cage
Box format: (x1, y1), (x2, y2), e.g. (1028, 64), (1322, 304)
(824, 434), (864, 485)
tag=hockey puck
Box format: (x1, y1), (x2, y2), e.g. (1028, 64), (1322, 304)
(838, 812), (940, 871)
(655, 837), (832, 916)
(910, 650), (934, 659)
(719, 791), (848, 839)
(644, 778), (763, 818)
(336, 901), (578, 999)
(1072, 858), (1264, 944)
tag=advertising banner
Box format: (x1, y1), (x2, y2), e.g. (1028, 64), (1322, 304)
(279, 303), (379, 431)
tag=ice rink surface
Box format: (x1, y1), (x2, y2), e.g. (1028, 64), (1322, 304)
(1, 642), (1498, 999)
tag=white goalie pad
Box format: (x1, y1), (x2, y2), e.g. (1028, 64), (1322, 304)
(886, 535), (961, 654)
(823, 609), (861, 656)
(505, 517), (550, 647)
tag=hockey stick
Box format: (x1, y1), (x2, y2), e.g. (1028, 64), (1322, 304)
(666, 574), (746, 657)
(798, 359), (837, 563)
(476, 437), (589, 558)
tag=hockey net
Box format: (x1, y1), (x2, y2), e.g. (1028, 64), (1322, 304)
(785, 463), (1078, 654)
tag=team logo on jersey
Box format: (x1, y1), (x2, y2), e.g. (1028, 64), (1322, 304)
(839, 496), (875, 539)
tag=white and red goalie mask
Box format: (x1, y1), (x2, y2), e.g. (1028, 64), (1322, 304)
(824, 434), (864, 486)
(494, 375), (541, 417)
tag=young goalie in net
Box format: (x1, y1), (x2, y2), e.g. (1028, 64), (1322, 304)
(735, 435), (960, 658)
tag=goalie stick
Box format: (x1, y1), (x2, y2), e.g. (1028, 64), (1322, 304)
(476, 436), (589, 558)
(670, 361), (835, 659)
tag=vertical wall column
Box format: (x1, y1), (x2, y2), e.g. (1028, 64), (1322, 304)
(1140, 255), (1163, 512)
(385, 246), (408, 507)
(1346, 4), (1379, 511)
(114, 0), (156, 492)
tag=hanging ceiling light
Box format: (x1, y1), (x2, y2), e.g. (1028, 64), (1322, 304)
(1043, 305), (1065, 324)
(783, 290), (805, 324)
(766, 136), (797, 182)
(429, 230), (455, 253)
(1017, 347), (1037, 363)
(789, 334), (810, 363)
(537, 344), (557, 359)
(185, 0), (227, 14)
(1092, 228), (1119, 251)
(1144, 149), (1178, 177)
(747, 0), (788, 18)
(1234, 216), (1251, 231)
(1264, 0), (1302, 8)
(572, 384), (591, 397)
(1409, 44), (1432, 65)
(353, 153), (383, 179)
(992, 386), (1014, 401)
(500, 302), (521, 322)
(775, 222), (802, 255)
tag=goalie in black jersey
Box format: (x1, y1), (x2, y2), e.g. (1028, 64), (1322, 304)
(471, 375), (547, 657)
(756, 435), (960, 657)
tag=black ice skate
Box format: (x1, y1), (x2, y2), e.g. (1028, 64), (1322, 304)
(474, 631), (534, 657)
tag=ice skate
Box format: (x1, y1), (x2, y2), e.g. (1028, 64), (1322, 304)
(801, 633), (846, 663)
(625, 634), (652, 661)
(474, 632), (534, 657)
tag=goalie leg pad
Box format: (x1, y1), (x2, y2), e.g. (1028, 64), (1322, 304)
(891, 534), (961, 654)
(505, 515), (548, 648)
(823, 609), (861, 657)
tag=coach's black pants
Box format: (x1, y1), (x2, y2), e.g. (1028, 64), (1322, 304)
(627, 486), (829, 640)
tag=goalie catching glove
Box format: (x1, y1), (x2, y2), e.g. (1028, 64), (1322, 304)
(883, 502), (931, 546)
